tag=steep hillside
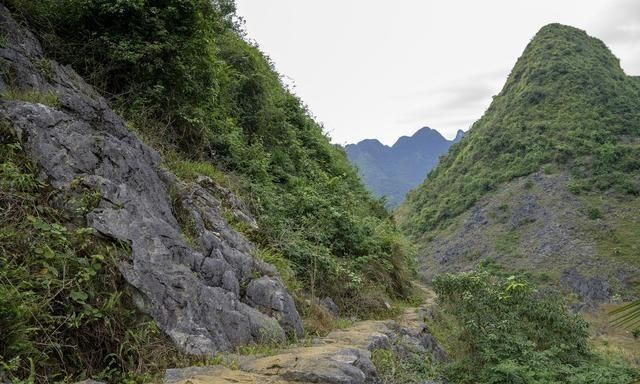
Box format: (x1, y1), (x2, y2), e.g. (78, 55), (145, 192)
(398, 24), (640, 303)
(6, 0), (412, 304)
(346, 127), (464, 207)
(0, 1), (411, 381)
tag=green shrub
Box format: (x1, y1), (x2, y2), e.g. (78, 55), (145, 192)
(433, 271), (639, 384)
(588, 207), (602, 219)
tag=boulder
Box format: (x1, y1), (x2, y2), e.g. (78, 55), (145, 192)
(321, 296), (340, 317)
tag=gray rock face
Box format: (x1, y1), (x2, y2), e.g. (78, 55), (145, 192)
(418, 171), (640, 306)
(562, 269), (612, 305)
(383, 320), (448, 364)
(0, 5), (302, 354)
(245, 276), (304, 337)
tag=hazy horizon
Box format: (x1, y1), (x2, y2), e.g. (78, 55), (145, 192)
(235, 0), (640, 146)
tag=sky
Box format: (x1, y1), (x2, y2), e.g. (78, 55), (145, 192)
(235, 0), (640, 145)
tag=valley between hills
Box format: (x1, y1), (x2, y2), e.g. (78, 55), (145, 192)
(0, 1), (638, 383)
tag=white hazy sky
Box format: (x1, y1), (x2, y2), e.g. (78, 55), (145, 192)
(235, 0), (640, 145)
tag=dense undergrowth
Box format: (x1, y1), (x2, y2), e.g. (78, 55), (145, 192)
(399, 24), (640, 237)
(432, 271), (639, 384)
(0, 123), (199, 382)
(5, 0), (412, 313)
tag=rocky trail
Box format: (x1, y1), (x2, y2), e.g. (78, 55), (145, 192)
(164, 285), (446, 384)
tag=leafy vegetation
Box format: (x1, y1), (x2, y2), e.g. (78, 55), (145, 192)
(371, 347), (436, 384)
(433, 271), (639, 384)
(611, 300), (640, 332)
(399, 24), (640, 237)
(0, 123), (197, 382)
(5, 0), (412, 315)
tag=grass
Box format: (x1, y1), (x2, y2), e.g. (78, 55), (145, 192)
(594, 214), (640, 268)
(163, 152), (234, 190)
(301, 301), (343, 337)
(1, 87), (60, 107)
(254, 247), (301, 293)
(371, 345), (437, 383)
(167, 185), (200, 249)
(494, 230), (522, 257)
(576, 193), (640, 297)
(234, 344), (279, 357)
(34, 58), (54, 81)
(423, 305), (465, 362)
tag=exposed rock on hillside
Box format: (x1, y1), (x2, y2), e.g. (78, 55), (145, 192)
(0, 5), (301, 354)
(416, 171), (640, 305)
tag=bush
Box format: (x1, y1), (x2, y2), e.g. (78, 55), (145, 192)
(588, 207), (602, 219)
(433, 271), (639, 384)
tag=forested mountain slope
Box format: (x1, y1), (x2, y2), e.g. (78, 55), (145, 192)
(398, 24), (640, 304)
(346, 127), (464, 207)
(0, 1), (411, 381)
(5, 0), (412, 306)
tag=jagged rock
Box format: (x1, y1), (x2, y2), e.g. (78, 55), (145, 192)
(0, 5), (302, 354)
(562, 269), (612, 305)
(385, 322), (448, 364)
(321, 296), (340, 317)
(245, 276), (304, 337)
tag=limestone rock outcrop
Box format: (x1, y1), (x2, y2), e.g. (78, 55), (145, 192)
(0, 5), (302, 355)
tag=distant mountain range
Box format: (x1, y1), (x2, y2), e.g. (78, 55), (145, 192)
(345, 127), (464, 207)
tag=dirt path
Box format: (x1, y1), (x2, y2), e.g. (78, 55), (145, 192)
(164, 285), (443, 384)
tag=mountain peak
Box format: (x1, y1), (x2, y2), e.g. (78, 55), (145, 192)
(499, 22), (623, 99)
(397, 23), (640, 315)
(393, 127), (446, 149)
(345, 126), (459, 207)
(400, 23), (640, 236)
(413, 126), (437, 136)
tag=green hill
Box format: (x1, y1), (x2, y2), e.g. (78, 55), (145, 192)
(398, 24), (640, 301)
